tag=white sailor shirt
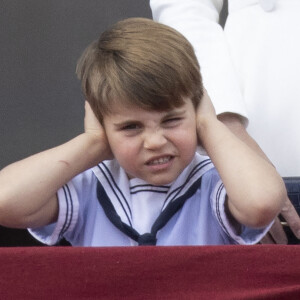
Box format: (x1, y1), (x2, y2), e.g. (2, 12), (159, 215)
(29, 153), (271, 246)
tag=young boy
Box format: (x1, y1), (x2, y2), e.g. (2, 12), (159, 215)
(0, 18), (286, 246)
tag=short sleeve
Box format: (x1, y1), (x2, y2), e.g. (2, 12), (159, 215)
(28, 182), (79, 245)
(209, 171), (273, 244)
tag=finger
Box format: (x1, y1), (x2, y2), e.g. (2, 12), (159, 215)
(265, 217), (288, 244)
(281, 197), (300, 239)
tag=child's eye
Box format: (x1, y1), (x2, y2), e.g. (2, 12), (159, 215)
(164, 117), (182, 124)
(121, 124), (140, 131)
(166, 118), (181, 122)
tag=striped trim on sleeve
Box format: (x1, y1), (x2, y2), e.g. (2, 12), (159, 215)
(212, 179), (274, 245)
(30, 182), (79, 246)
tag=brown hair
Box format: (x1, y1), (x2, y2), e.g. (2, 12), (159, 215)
(76, 17), (203, 122)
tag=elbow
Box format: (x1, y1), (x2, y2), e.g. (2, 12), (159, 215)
(0, 194), (12, 227)
(0, 190), (27, 228)
(245, 185), (286, 228)
(0, 194), (15, 228)
(0, 189), (9, 223)
(230, 181), (287, 229)
(248, 205), (281, 229)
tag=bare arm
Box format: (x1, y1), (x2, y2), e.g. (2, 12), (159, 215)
(218, 112), (300, 238)
(197, 91), (286, 228)
(0, 102), (111, 229)
(217, 113), (270, 161)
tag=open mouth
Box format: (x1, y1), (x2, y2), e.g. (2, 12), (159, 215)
(146, 156), (173, 166)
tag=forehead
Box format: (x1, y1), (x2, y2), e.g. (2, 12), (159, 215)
(104, 98), (194, 122)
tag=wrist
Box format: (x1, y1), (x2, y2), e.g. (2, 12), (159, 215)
(80, 132), (111, 167)
(197, 116), (219, 142)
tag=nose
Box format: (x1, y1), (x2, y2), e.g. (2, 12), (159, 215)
(143, 129), (167, 150)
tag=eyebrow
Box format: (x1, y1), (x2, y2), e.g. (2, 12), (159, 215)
(113, 109), (187, 128)
(163, 109), (186, 118)
(113, 120), (141, 128)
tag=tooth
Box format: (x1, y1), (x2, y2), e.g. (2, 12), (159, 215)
(149, 156), (170, 165)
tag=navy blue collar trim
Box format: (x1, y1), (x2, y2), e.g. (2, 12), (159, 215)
(97, 163), (132, 226)
(96, 176), (203, 246)
(162, 159), (211, 210)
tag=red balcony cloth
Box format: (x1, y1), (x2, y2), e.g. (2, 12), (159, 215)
(0, 245), (300, 299)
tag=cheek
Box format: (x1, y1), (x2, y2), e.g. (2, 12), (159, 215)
(179, 136), (198, 160)
(173, 131), (198, 165)
(109, 139), (139, 165)
(174, 125), (198, 152)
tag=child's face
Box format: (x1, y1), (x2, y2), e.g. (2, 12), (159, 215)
(103, 99), (198, 185)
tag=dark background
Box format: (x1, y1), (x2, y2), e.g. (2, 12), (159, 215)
(0, 1), (152, 170)
(0, 1), (227, 246)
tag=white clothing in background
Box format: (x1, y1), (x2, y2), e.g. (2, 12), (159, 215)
(151, 0), (300, 176)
